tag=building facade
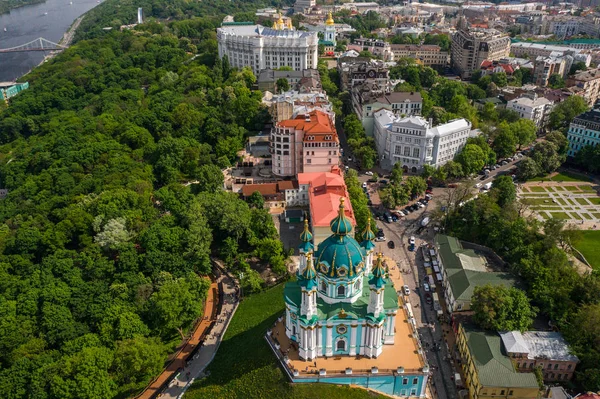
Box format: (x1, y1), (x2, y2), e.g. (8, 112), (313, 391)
(566, 69), (600, 107)
(270, 110), (340, 177)
(263, 90), (333, 123)
(217, 20), (318, 75)
(257, 69), (321, 93)
(390, 44), (449, 69)
(506, 94), (554, 128)
(337, 58), (389, 91)
(567, 107), (600, 157)
(533, 53), (573, 87)
(500, 331), (579, 383)
(355, 91), (423, 136)
(451, 29), (511, 79)
(373, 111), (472, 172)
(456, 324), (541, 399)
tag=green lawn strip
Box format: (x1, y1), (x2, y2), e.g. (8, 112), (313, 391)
(528, 186), (548, 192)
(555, 198), (567, 205)
(592, 213), (600, 219)
(569, 212), (583, 220)
(521, 194), (550, 197)
(576, 198), (590, 205)
(531, 171), (593, 182)
(549, 212), (570, 219)
(583, 213), (593, 220)
(532, 207), (563, 211)
(539, 211), (550, 219)
(565, 186), (580, 192)
(523, 198), (556, 205)
(578, 185), (597, 192)
(185, 284), (385, 399)
(588, 198), (600, 205)
(573, 231), (600, 271)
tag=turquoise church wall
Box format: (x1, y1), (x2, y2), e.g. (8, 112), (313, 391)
(291, 373), (426, 397)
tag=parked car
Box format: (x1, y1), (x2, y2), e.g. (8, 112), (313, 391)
(425, 293), (432, 304)
(375, 236), (386, 242)
(376, 229), (384, 237)
(425, 194), (433, 200)
(448, 183), (457, 188)
(380, 179), (388, 185)
(362, 182), (368, 189)
(409, 236), (415, 245)
(404, 206), (412, 213)
(426, 188), (433, 194)
(417, 202), (425, 208)
(365, 171), (374, 176)
(388, 241), (395, 249)
(402, 285), (410, 296)
(423, 282), (430, 292)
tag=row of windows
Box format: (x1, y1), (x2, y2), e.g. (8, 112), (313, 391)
(569, 127), (600, 138)
(394, 146), (420, 158)
(304, 142), (337, 147)
(394, 136), (421, 144)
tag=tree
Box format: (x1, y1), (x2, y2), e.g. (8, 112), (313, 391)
(113, 337), (167, 385)
(196, 164), (224, 192)
(275, 77), (289, 93)
(512, 119), (537, 149)
(472, 285), (537, 332)
(455, 144), (486, 175)
(405, 176), (427, 198)
(546, 130), (569, 156)
(516, 157), (540, 181)
(442, 161), (464, 179)
(247, 191), (265, 209)
(421, 164), (435, 180)
(531, 141), (562, 174)
(391, 163), (404, 183)
(548, 73), (565, 89)
(569, 61), (587, 75)
(548, 95), (588, 131)
(493, 122), (518, 159)
(491, 72), (508, 87)
(491, 175), (516, 207)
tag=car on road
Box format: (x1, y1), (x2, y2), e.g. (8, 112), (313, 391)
(409, 236), (415, 245)
(362, 182), (368, 189)
(402, 285), (410, 296)
(388, 241), (395, 249)
(375, 236), (386, 242)
(423, 282), (430, 292)
(448, 183), (457, 188)
(417, 202), (425, 208)
(404, 206), (412, 213)
(425, 293), (432, 304)
(365, 171), (373, 176)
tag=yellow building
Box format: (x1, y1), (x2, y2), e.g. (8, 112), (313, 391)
(456, 324), (541, 399)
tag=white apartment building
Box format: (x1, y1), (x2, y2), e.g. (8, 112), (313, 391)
(217, 20), (318, 75)
(506, 94), (554, 128)
(270, 110), (340, 177)
(510, 42), (592, 66)
(354, 91), (423, 136)
(373, 110), (473, 172)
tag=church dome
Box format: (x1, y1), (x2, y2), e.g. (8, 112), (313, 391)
(315, 199), (366, 279)
(326, 11), (335, 26)
(299, 219), (314, 253)
(360, 216), (376, 251)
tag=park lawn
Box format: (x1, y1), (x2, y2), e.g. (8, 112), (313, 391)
(529, 186), (548, 192)
(185, 284), (386, 399)
(569, 212), (583, 220)
(583, 213), (593, 220)
(555, 198), (567, 205)
(578, 185), (597, 192)
(574, 231), (600, 271)
(539, 211), (550, 219)
(532, 207), (562, 211)
(593, 213), (600, 219)
(588, 198), (600, 205)
(530, 171), (592, 182)
(565, 186), (581, 192)
(523, 198), (554, 205)
(549, 212), (570, 219)
(576, 198), (590, 205)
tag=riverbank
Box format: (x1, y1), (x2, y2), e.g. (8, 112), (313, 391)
(0, 0), (45, 15)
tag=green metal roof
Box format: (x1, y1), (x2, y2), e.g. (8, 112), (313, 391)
(221, 22), (255, 26)
(464, 327), (539, 389)
(319, 40), (335, 46)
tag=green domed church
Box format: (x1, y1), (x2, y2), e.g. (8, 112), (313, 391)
(284, 198), (399, 360)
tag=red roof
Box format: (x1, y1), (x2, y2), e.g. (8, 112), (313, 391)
(297, 170), (356, 228)
(242, 183), (278, 197)
(278, 110), (335, 134)
(578, 393), (600, 399)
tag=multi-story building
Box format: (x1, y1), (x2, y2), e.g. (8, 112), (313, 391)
(435, 235), (516, 314)
(354, 91), (423, 136)
(390, 44), (449, 69)
(293, 0), (316, 14)
(500, 331), (579, 382)
(349, 37), (393, 61)
(373, 112), (473, 172)
(567, 68), (600, 107)
(456, 324), (541, 399)
(567, 107), (600, 157)
(541, 16), (582, 39)
(506, 94), (554, 128)
(263, 90), (332, 123)
(337, 57), (390, 90)
(270, 110), (340, 177)
(533, 53), (573, 87)
(257, 69), (321, 93)
(451, 29), (511, 79)
(217, 19), (318, 75)
(511, 42), (591, 64)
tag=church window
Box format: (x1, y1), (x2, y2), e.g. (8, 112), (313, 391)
(413, 378), (418, 384)
(336, 340), (346, 351)
(355, 280), (360, 291)
(403, 378), (408, 385)
(320, 280), (327, 293)
(337, 285), (346, 296)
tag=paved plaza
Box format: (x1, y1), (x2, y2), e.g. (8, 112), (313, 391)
(518, 182), (600, 226)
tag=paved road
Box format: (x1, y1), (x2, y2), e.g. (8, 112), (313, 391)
(156, 270), (239, 399)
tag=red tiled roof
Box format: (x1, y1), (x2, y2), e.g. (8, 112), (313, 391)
(242, 183), (278, 197)
(278, 110), (335, 134)
(277, 180), (298, 190)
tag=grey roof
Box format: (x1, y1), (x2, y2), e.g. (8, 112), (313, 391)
(521, 331), (579, 362)
(500, 331), (530, 354)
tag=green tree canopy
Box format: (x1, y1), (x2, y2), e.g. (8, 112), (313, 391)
(472, 285), (537, 332)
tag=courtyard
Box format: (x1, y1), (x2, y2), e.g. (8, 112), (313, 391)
(518, 182), (600, 225)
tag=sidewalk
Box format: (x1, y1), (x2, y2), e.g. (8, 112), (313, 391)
(156, 271), (239, 399)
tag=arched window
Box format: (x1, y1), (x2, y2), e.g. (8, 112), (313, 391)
(321, 280), (327, 293)
(292, 325), (297, 336)
(354, 279), (361, 291)
(337, 340), (346, 351)
(337, 285), (346, 297)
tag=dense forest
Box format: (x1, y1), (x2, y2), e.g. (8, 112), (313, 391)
(0, 2), (290, 397)
(0, 0), (45, 15)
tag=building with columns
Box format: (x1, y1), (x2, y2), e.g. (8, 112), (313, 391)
(284, 200), (398, 360)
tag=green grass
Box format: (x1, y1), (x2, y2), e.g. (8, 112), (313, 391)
(576, 198), (590, 205)
(531, 206), (563, 211)
(522, 198), (554, 205)
(593, 213), (600, 219)
(573, 231), (600, 271)
(588, 198), (600, 205)
(569, 212), (583, 220)
(565, 186), (580, 192)
(521, 193), (550, 197)
(583, 213), (593, 220)
(549, 212), (570, 219)
(578, 185), (597, 192)
(529, 171), (593, 182)
(185, 284), (386, 399)
(529, 186), (548, 192)
(555, 198), (567, 205)
(539, 211), (550, 219)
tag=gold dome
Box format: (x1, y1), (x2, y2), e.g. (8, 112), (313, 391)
(326, 11), (335, 26)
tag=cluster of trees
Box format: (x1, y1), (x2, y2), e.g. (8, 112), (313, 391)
(334, 10), (386, 37)
(380, 165), (427, 208)
(548, 95), (589, 132)
(444, 179), (600, 391)
(343, 114), (378, 169)
(472, 284), (538, 332)
(0, 11), (285, 398)
(472, 69), (533, 90)
(0, 0), (44, 14)
(573, 144), (600, 173)
(517, 131), (569, 180)
(345, 170), (377, 240)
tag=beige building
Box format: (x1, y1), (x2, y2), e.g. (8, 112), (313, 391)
(270, 110), (340, 178)
(264, 90), (333, 123)
(567, 68), (600, 107)
(451, 29), (511, 79)
(390, 44), (449, 69)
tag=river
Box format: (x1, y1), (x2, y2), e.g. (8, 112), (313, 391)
(0, 0), (103, 82)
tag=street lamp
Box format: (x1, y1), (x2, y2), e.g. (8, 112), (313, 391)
(239, 272), (244, 301)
